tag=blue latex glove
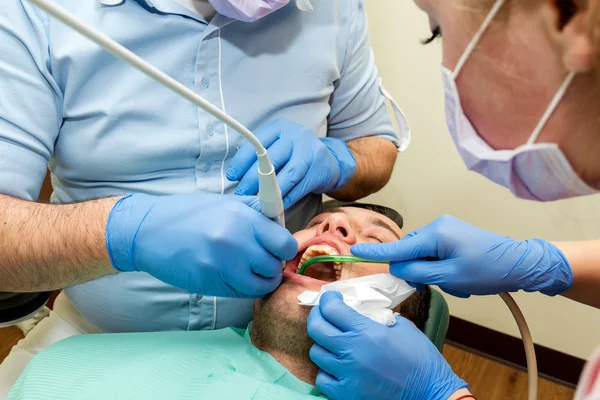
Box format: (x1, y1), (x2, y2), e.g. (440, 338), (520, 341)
(106, 193), (297, 297)
(227, 118), (356, 209)
(352, 215), (574, 298)
(307, 292), (468, 400)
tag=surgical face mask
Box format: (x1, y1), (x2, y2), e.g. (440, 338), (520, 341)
(207, 0), (289, 22)
(443, 0), (598, 201)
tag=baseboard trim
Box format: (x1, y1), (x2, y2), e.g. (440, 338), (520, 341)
(446, 316), (585, 388)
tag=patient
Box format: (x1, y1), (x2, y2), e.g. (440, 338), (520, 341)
(8, 203), (431, 400)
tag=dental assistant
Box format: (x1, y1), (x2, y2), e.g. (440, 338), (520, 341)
(0, 0), (406, 394)
(308, 0), (600, 399)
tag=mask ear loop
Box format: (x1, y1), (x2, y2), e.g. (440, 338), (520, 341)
(526, 72), (576, 145)
(452, 0), (506, 79)
(296, 0), (313, 12)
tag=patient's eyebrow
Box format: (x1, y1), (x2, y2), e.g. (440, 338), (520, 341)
(368, 216), (401, 240)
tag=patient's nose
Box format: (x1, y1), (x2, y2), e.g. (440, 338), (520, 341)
(316, 213), (356, 244)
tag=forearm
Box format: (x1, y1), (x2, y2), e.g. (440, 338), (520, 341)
(0, 194), (118, 292)
(329, 137), (397, 201)
(554, 240), (600, 309)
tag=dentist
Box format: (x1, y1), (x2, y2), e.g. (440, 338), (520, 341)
(308, 0), (600, 399)
(0, 0), (405, 396)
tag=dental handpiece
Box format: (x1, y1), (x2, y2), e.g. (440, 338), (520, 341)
(27, 0), (286, 230)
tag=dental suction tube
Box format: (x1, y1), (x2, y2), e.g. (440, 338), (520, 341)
(500, 292), (538, 400)
(26, 0), (284, 227)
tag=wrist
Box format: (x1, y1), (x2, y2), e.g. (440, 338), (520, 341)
(105, 194), (157, 273)
(447, 388), (474, 400)
(320, 137), (356, 192)
(530, 239), (574, 296)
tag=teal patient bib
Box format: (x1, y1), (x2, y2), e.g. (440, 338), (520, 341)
(8, 328), (325, 400)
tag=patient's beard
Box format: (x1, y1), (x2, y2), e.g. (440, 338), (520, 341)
(251, 290), (317, 385)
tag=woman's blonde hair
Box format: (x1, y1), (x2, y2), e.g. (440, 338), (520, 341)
(590, 0), (600, 71)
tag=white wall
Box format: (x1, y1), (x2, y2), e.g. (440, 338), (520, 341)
(362, 0), (600, 360)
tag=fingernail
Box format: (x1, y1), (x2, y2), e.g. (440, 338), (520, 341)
(226, 168), (236, 179)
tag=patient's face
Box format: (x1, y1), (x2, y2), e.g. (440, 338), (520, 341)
(252, 207), (404, 358)
(284, 207), (403, 287)
(273, 207), (403, 316)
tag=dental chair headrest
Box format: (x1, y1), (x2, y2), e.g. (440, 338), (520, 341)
(0, 292), (50, 327)
(321, 200), (404, 229)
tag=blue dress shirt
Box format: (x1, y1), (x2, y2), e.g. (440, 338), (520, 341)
(0, 0), (402, 332)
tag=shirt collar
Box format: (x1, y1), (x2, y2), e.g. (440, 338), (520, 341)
(97, 0), (233, 27)
(244, 322), (324, 397)
(99, 0), (314, 12)
(98, 0), (153, 6)
(243, 321), (253, 342)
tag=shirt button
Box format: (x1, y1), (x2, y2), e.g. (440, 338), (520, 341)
(202, 77), (210, 88)
(207, 124), (214, 137)
(203, 162), (212, 172)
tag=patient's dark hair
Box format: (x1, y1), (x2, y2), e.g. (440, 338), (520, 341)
(399, 287), (431, 331)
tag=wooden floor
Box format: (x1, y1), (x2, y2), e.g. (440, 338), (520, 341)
(0, 327), (576, 399)
(443, 344), (575, 399)
(0, 327), (23, 363)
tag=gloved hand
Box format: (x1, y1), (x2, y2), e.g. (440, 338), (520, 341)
(307, 292), (468, 400)
(227, 118), (356, 210)
(352, 215), (574, 298)
(106, 193), (297, 297)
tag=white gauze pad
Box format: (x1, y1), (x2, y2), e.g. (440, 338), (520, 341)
(297, 274), (416, 326)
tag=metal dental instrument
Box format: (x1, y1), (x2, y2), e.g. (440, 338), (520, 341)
(27, 0), (285, 230)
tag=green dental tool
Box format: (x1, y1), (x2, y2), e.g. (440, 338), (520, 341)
(297, 255), (390, 276)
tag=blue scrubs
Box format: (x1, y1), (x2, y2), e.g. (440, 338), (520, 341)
(0, 0), (401, 332)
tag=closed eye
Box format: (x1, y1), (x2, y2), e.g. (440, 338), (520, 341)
(306, 219), (324, 229)
(367, 236), (384, 244)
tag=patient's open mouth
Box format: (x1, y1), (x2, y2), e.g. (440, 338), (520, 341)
(285, 238), (345, 283)
(297, 245), (341, 281)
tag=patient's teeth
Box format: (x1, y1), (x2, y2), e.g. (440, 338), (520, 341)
(299, 244), (340, 265)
